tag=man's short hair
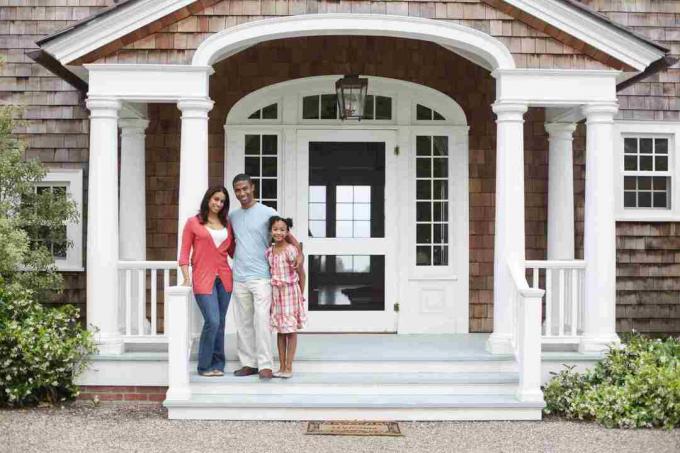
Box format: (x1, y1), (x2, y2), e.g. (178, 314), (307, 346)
(232, 173), (253, 187)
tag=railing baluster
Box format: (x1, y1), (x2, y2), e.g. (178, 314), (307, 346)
(558, 268), (565, 336)
(151, 269), (158, 336)
(137, 269), (145, 335)
(545, 269), (552, 337)
(164, 269), (170, 335)
(125, 269), (132, 336)
(571, 268), (578, 336)
(532, 268), (539, 288)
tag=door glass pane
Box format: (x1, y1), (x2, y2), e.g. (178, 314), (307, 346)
(309, 255), (385, 311)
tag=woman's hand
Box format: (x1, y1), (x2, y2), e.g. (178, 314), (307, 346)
(181, 278), (191, 287)
(180, 265), (191, 287)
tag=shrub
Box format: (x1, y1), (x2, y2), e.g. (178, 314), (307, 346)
(0, 286), (96, 407)
(544, 333), (680, 429)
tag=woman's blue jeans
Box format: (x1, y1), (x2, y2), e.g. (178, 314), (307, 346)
(194, 278), (231, 373)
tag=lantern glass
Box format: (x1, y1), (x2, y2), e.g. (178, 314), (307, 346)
(335, 75), (368, 120)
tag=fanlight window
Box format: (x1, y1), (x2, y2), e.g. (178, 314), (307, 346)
(248, 103), (278, 120)
(302, 94), (392, 120)
(416, 104), (445, 121)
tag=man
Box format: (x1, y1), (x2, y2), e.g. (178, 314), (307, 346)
(229, 174), (301, 379)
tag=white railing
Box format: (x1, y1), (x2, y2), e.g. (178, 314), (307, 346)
(509, 260), (545, 403)
(118, 261), (178, 342)
(526, 260), (586, 344)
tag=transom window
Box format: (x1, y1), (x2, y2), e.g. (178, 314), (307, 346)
(248, 103), (278, 120)
(302, 94), (392, 120)
(244, 134), (278, 209)
(416, 104), (445, 121)
(416, 135), (449, 266)
(623, 137), (671, 209)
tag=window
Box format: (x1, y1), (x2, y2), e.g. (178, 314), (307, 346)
(623, 136), (671, 209)
(416, 136), (449, 266)
(416, 104), (445, 121)
(25, 169), (83, 271)
(302, 94), (392, 120)
(244, 134), (278, 210)
(248, 103), (278, 120)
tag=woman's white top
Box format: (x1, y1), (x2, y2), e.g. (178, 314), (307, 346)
(207, 226), (228, 248)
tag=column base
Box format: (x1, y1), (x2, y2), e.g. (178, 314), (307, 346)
(578, 334), (620, 353)
(515, 388), (545, 404)
(486, 333), (514, 354)
(95, 334), (125, 355)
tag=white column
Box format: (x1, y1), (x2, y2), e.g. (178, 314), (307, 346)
(545, 122), (577, 261)
(176, 99), (213, 250)
(580, 103), (620, 352)
(119, 119), (149, 261)
(487, 102), (528, 354)
(86, 97), (123, 354)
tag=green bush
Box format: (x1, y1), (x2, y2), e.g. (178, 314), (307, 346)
(0, 286), (96, 407)
(544, 333), (680, 429)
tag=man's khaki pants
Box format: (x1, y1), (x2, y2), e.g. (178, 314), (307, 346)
(233, 279), (273, 371)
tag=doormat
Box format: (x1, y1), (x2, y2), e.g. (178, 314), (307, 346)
(306, 421), (403, 437)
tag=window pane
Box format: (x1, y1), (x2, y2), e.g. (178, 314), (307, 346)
(248, 110), (260, 119)
(265, 201), (277, 210)
(433, 180), (448, 200)
(432, 158), (448, 178)
(416, 136), (431, 156)
(309, 203), (326, 220)
(638, 192), (652, 207)
(364, 95), (374, 120)
(433, 246), (448, 266)
(653, 192), (668, 208)
(321, 94), (337, 119)
(416, 158), (431, 178)
(416, 246), (432, 266)
(309, 186), (326, 203)
(655, 138), (668, 154)
(655, 156), (668, 171)
(638, 176), (651, 190)
(433, 136), (448, 156)
(353, 203), (371, 220)
(245, 157), (260, 176)
(336, 203), (353, 220)
(336, 221), (353, 237)
(624, 176), (636, 190)
(653, 176), (667, 191)
(640, 156), (653, 171)
(335, 255), (353, 273)
(433, 202), (448, 221)
(262, 103), (277, 119)
(354, 221), (371, 238)
(261, 157), (277, 176)
(433, 111), (445, 121)
(262, 135), (277, 155)
(303, 96), (319, 119)
(433, 224), (448, 244)
(624, 155), (638, 171)
(624, 137), (637, 154)
(416, 180), (431, 199)
(640, 138), (653, 153)
(336, 186), (353, 202)
(261, 179), (277, 199)
(624, 191), (636, 207)
(417, 224), (431, 243)
(417, 104), (432, 121)
(375, 96), (391, 120)
(353, 255), (371, 273)
(309, 220), (326, 238)
(354, 186), (371, 203)
(417, 202), (432, 221)
(245, 134), (260, 155)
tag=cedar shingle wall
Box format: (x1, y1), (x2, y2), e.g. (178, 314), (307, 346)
(93, 0), (608, 70)
(0, 1), (116, 313)
(579, 0), (680, 120)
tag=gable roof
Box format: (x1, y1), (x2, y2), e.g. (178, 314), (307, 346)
(36, 0), (668, 73)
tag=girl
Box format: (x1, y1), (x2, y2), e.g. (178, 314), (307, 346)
(179, 186), (235, 377)
(266, 216), (307, 378)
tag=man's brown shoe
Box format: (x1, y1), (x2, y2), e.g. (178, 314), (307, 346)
(233, 366), (258, 377)
(258, 369), (273, 379)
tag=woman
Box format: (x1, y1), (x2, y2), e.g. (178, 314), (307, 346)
(178, 186), (235, 377)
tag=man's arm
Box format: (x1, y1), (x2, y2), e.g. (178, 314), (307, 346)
(285, 231), (304, 268)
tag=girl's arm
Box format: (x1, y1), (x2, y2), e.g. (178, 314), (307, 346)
(297, 259), (306, 293)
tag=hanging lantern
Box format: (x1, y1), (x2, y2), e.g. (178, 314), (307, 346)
(335, 74), (368, 120)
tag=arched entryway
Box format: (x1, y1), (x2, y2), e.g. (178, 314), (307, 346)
(224, 76), (469, 333)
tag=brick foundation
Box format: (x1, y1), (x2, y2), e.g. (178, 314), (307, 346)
(77, 386), (168, 403)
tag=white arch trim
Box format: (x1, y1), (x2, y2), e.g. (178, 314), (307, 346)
(193, 14), (515, 71)
(226, 75), (468, 126)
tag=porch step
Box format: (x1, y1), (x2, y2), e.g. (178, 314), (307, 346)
(164, 393), (544, 421)
(190, 371), (520, 395)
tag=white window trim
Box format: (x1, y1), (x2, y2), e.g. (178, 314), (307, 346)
(37, 169), (84, 271)
(615, 121), (680, 221)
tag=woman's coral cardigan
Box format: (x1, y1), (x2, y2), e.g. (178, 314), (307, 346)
(178, 215), (236, 295)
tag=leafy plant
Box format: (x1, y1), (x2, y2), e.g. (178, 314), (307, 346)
(544, 333), (680, 429)
(0, 286), (96, 406)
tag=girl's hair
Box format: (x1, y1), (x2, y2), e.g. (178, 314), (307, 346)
(268, 215), (293, 231)
(198, 185), (230, 226)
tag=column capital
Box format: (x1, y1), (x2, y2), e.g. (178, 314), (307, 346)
(177, 98), (214, 119)
(86, 97), (121, 118)
(545, 122), (577, 140)
(492, 102), (528, 122)
(582, 103), (618, 124)
(119, 118), (150, 136)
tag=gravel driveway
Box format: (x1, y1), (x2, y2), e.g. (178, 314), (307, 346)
(1, 403), (678, 453)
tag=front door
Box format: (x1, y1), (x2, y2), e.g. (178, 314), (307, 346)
(297, 130), (397, 332)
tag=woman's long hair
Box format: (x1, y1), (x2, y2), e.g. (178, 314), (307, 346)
(198, 185), (230, 226)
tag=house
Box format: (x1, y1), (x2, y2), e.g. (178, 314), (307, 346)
(2, 0), (679, 420)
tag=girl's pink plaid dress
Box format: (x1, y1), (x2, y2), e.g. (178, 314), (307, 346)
(266, 244), (307, 333)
